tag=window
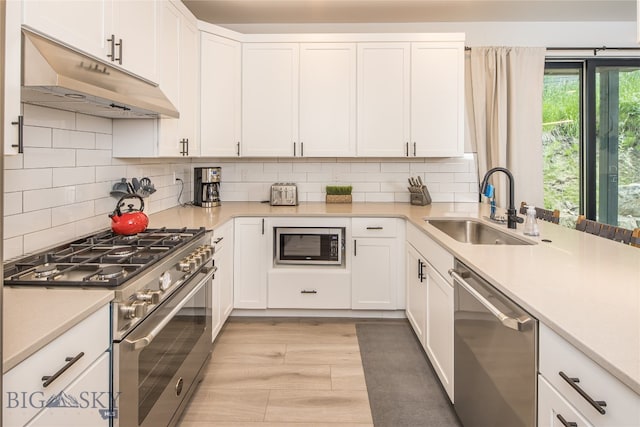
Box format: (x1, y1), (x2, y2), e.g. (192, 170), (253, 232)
(543, 59), (640, 230)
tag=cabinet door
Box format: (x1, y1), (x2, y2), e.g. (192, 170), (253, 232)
(25, 353), (110, 427)
(538, 375), (594, 427)
(299, 43), (356, 157)
(352, 237), (397, 310)
(213, 220), (234, 322)
(357, 43), (410, 157)
(425, 263), (454, 401)
(111, 0), (158, 82)
(233, 218), (268, 309)
(22, 0), (111, 60)
(211, 263), (222, 342)
(242, 43), (299, 157)
(200, 33), (242, 157)
(406, 244), (427, 345)
(411, 42), (464, 157)
(4, 0), (21, 155)
(177, 16), (199, 155)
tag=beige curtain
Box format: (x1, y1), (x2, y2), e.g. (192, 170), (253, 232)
(467, 47), (546, 209)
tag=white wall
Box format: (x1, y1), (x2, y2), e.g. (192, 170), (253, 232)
(3, 104), (192, 260)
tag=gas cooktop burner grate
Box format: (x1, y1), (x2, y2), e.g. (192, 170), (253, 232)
(3, 227), (206, 288)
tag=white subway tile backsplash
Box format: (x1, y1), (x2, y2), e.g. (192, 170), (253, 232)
(23, 147), (76, 168)
(95, 165), (128, 182)
(77, 149), (112, 166)
(96, 197), (119, 215)
(95, 133), (113, 150)
(425, 172), (454, 183)
(76, 113), (112, 134)
(23, 104), (75, 130)
(5, 168), (53, 192)
(381, 162), (411, 173)
(23, 223), (76, 253)
(23, 186), (76, 212)
(277, 172), (307, 182)
(75, 215), (110, 237)
(351, 163), (380, 173)
(53, 129), (96, 149)
(440, 182), (472, 193)
(394, 192), (411, 203)
(306, 172), (333, 182)
(264, 163), (293, 173)
(23, 126), (52, 148)
(4, 209), (52, 239)
(4, 236), (24, 261)
(455, 192), (479, 203)
(410, 162), (441, 173)
(52, 166), (95, 187)
(52, 200), (95, 227)
(292, 162), (323, 173)
(76, 182), (112, 202)
(380, 182), (408, 192)
(4, 153), (24, 170)
(4, 192), (22, 216)
(365, 192), (395, 202)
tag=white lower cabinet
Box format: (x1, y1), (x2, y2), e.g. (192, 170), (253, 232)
(538, 374), (594, 427)
(351, 218), (404, 310)
(233, 218), (268, 309)
(405, 223), (454, 402)
(3, 305), (110, 427)
(212, 220), (234, 341)
(539, 324), (640, 427)
(24, 353), (110, 427)
(406, 243), (427, 344)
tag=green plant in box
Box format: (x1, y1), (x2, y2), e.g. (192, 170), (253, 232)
(325, 185), (352, 195)
(325, 185), (352, 203)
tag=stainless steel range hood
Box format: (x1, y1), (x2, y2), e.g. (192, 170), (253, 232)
(21, 28), (179, 119)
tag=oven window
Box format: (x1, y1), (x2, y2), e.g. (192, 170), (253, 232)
(138, 286), (207, 425)
(283, 234), (322, 257)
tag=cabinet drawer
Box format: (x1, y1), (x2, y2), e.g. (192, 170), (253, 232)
(539, 374), (594, 427)
(406, 222), (453, 282)
(352, 218), (398, 237)
(3, 305), (110, 427)
(539, 324), (640, 427)
(268, 271), (351, 309)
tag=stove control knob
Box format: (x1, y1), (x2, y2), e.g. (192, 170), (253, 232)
(136, 290), (163, 304)
(201, 245), (213, 260)
(190, 256), (201, 269)
(178, 259), (191, 272)
(121, 301), (148, 319)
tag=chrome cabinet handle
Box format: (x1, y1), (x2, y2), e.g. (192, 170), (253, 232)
(366, 226), (383, 230)
(559, 371), (607, 414)
(115, 38), (123, 64)
(180, 138), (189, 156)
(556, 414), (578, 427)
(107, 35), (116, 61)
(11, 115), (23, 153)
(449, 269), (532, 331)
(301, 290), (317, 294)
(42, 352), (85, 388)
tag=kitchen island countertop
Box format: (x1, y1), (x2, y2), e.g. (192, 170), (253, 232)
(149, 201), (640, 395)
(2, 287), (113, 373)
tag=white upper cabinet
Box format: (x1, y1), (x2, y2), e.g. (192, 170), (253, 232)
(111, 0), (158, 82)
(357, 43), (410, 157)
(22, 0), (158, 82)
(200, 33), (242, 157)
(22, 0), (112, 60)
(4, 0), (22, 155)
(411, 42), (464, 157)
(299, 43), (356, 157)
(242, 43), (299, 157)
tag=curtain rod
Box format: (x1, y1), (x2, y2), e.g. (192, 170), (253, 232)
(464, 46), (640, 55)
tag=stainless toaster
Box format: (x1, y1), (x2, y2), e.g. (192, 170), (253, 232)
(270, 183), (298, 206)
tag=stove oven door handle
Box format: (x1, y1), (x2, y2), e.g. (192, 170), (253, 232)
(124, 266), (216, 351)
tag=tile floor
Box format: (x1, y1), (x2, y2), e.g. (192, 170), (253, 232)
(177, 318), (374, 427)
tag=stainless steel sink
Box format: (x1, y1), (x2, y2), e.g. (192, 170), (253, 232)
(426, 219), (534, 245)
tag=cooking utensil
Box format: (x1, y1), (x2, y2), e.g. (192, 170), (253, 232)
(109, 194), (149, 235)
(132, 177), (140, 192)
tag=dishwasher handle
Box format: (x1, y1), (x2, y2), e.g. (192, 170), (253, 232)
(449, 269), (532, 332)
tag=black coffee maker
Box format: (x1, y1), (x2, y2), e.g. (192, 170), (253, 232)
(194, 167), (221, 207)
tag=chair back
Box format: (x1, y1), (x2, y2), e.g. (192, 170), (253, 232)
(519, 202), (560, 224)
(576, 215), (639, 247)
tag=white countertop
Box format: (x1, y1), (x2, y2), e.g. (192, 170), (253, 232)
(2, 287), (113, 373)
(149, 201), (640, 395)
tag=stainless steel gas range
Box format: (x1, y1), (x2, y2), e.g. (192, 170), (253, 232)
(3, 227), (214, 427)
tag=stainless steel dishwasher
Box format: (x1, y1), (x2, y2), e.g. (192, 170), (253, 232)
(450, 260), (537, 427)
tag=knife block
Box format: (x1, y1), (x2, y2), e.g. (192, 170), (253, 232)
(411, 191), (431, 206)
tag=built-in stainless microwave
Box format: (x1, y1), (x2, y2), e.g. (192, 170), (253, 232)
(275, 227), (344, 266)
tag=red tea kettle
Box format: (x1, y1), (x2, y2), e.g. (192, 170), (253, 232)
(109, 194), (149, 235)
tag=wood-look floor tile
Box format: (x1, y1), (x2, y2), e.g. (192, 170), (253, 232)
(203, 364), (332, 390)
(212, 343), (286, 365)
(330, 365), (368, 390)
(264, 389), (373, 423)
(179, 388), (269, 422)
(284, 343), (362, 365)
(219, 322), (357, 345)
